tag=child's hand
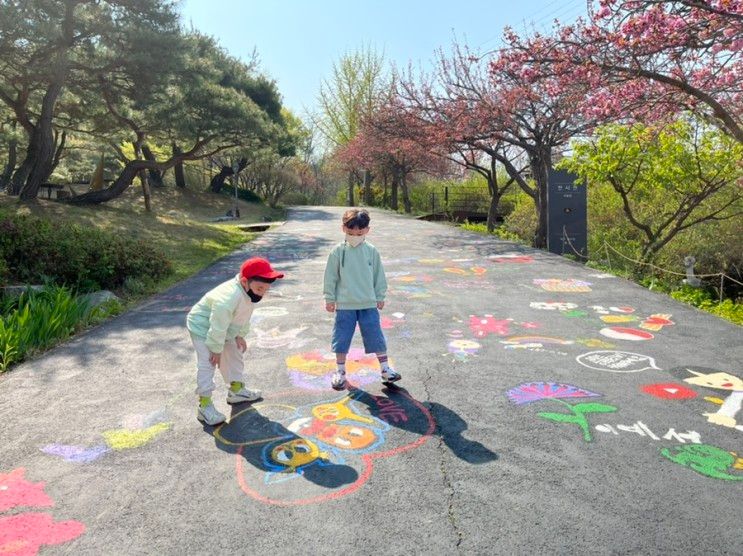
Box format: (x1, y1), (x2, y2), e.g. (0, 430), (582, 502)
(235, 336), (247, 353)
(377, 301), (385, 310)
(326, 302), (336, 312)
(209, 351), (221, 366)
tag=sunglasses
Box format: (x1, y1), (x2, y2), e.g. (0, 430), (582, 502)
(344, 214), (370, 229)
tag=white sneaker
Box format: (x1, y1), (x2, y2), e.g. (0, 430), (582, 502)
(226, 387), (262, 404)
(197, 404), (226, 426)
(381, 368), (401, 383)
(330, 371), (347, 390)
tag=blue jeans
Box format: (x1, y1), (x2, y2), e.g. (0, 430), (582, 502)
(331, 308), (387, 354)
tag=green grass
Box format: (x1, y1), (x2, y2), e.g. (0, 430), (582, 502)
(0, 185), (285, 371)
(0, 185), (284, 296)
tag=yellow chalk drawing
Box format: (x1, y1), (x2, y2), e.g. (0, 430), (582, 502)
(102, 423), (172, 450)
(285, 350), (388, 376)
(312, 397), (375, 425)
(600, 315), (637, 324)
(270, 439), (328, 472)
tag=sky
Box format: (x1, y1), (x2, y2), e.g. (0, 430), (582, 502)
(179, 0), (589, 117)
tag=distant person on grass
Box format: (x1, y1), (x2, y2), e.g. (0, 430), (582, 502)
(187, 257), (284, 425)
(323, 209), (401, 390)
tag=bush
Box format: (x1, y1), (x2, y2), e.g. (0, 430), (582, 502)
(671, 285), (743, 325)
(221, 185), (263, 204)
(280, 192), (309, 205)
(0, 212), (173, 291)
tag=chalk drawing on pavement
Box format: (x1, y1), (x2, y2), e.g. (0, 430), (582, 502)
(0, 468), (85, 553)
(505, 382), (615, 441)
(576, 351), (660, 373)
(444, 339), (482, 362)
(247, 325), (314, 350)
(672, 368), (743, 431)
(639, 314), (674, 331)
(599, 327), (655, 341)
(533, 279), (592, 292)
(469, 315), (512, 338)
(661, 445), (743, 481)
(285, 348), (387, 391)
(215, 388), (435, 505)
(641, 383), (698, 400)
(529, 302), (579, 312)
(489, 254), (534, 263)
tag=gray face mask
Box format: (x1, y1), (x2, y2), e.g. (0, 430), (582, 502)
(345, 234), (365, 247)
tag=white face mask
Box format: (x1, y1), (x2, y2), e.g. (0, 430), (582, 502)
(345, 234), (365, 247)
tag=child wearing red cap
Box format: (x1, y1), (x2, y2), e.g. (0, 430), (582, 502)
(186, 257), (284, 425)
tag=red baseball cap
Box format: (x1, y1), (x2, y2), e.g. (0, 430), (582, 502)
(240, 257), (285, 280)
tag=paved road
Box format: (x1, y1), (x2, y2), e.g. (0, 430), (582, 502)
(1, 206), (741, 555)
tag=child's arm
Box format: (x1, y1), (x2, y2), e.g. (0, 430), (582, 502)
(372, 249), (387, 306)
(323, 250), (339, 311)
(205, 304), (233, 355)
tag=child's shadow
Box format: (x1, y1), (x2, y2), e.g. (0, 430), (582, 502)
(203, 404), (359, 489)
(349, 385), (498, 464)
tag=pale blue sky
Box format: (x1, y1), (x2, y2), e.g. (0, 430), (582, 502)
(179, 0), (588, 116)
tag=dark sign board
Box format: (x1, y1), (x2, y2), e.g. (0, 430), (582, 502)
(547, 168), (587, 259)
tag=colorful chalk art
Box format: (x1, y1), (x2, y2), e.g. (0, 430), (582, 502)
(505, 382), (743, 480)
(213, 389), (434, 505)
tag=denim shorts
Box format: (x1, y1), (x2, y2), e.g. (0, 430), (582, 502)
(331, 308), (387, 354)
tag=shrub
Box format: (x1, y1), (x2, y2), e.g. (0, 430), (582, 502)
(0, 212), (173, 291)
(0, 285), (118, 371)
(221, 185), (263, 204)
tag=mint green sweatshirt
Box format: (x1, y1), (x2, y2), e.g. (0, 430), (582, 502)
(323, 240), (387, 310)
(186, 275), (254, 353)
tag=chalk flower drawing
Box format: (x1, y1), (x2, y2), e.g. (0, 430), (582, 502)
(506, 382), (617, 441)
(506, 382), (601, 405)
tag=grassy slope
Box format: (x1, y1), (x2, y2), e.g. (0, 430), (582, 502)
(0, 185), (285, 289)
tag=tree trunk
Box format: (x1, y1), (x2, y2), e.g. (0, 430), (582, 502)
(66, 160), (146, 204)
(382, 174), (388, 208)
(400, 171), (411, 214)
(9, 153), (33, 195)
(19, 81), (63, 200)
(347, 170), (355, 206)
(529, 147), (551, 249)
(172, 143), (186, 188)
(1, 130), (17, 192)
(486, 177), (502, 233)
(50, 130), (66, 175)
(363, 168), (372, 205)
(132, 140), (151, 212)
(390, 172), (399, 210)
(210, 157), (247, 193)
(142, 144), (164, 187)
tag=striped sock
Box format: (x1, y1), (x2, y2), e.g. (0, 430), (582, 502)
(377, 355), (390, 370)
(230, 381), (244, 393)
(336, 363), (346, 374)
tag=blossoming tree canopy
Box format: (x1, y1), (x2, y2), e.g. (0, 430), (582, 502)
(498, 0), (743, 143)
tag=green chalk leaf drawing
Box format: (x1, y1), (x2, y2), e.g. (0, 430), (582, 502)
(661, 444), (743, 481)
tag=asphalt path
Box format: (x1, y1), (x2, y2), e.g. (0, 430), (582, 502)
(1, 206), (741, 555)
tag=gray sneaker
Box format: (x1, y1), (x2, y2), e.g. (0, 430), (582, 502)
(197, 404), (226, 426)
(226, 387), (262, 404)
(381, 368), (401, 383)
(330, 371), (347, 390)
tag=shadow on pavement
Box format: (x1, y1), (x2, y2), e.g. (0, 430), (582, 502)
(349, 385), (498, 465)
(205, 403), (359, 489)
